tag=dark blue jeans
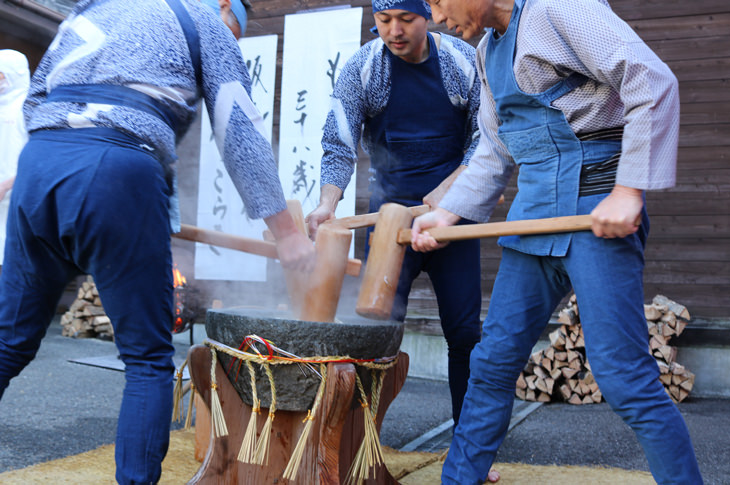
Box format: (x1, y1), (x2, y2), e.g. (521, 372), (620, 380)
(442, 205), (703, 484)
(0, 129), (176, 484)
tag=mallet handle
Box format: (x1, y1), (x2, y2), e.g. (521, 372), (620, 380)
(327, 195), (505, 230)
(325, 204), (430, 230)
(396, 215), (594, 244)
(174, 224), (362, 276)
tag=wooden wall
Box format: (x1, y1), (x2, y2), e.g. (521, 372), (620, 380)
(240, 0), (729, 322)
(14, 0), (723, 321)
(612, 0), (730, 320)
(542, 0), (730, 321)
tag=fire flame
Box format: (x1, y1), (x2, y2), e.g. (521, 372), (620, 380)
(173, 266), (187, 288)
(173, 264), (187, 333)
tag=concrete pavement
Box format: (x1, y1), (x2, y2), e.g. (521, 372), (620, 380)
(0, 319), (728, 483)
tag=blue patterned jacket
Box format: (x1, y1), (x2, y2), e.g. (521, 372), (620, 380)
(24, 0), (285, 226)
(320, 33), (481, 193)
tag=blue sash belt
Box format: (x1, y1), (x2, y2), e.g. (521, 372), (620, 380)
(47, 84), (181, 136)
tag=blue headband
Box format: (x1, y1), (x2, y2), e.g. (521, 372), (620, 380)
(200, 0), (248, 37)
(371, 0), (431, 19)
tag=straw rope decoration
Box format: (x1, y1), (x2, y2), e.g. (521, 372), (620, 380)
(206, 336), (398, 371)
(188, 337), (398, 478)
(185, 382), (195, 429)
(283, 362), (328, 481)
(344, 369), (387, 485)
(237, 360), (261, 463)
(209, 348), (229, 438)
(369, 369), (386, 423)
(172, 357), (187, 423)
(252, 362), (277, 465)
(171, 357), (196, 430)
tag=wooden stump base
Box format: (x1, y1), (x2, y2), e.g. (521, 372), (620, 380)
(186, 345), (409, 484)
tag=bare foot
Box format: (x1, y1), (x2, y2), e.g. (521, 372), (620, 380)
(486, 468), (500, 482)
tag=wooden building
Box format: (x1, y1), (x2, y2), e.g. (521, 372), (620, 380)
(244, 0), (730, 325)
(1, 0), (728, 327)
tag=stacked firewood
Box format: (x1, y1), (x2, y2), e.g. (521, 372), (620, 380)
(515, 294), (694, 404)
(60, 276), (113, 340)
(648, 295), (695, 403)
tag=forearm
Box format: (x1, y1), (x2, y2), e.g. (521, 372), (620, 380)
(0, 176), (15, 193)
(318, 184), (343, 211)
(265, 209), (316, 272)
(320, 106), (359, 191)
(439, 83), (514, 222)
(0, 176), (15, 201)
(264, 209), (303, 241)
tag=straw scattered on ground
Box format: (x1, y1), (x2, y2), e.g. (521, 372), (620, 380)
(0, 428), (654, 484)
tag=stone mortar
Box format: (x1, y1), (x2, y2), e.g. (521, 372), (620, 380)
(205, 308), (404, 411)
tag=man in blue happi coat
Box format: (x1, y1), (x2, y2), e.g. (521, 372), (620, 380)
(0, 1), (315, 483)
(306, 0), (483, 430)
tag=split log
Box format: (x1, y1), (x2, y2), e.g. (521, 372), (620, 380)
(653, 295), (690, 320)
(658, 361), (696, 403)
(515, 293), (696, 404)
(644, 304), (663, 321)
(557, 307), (579, 326)
(549, 328), (566, 350)
(516, 373), (527, 390)
(61, 276), (113, 340)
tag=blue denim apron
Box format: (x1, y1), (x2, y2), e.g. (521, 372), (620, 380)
(441, 0), (703, 483)
(484, 2), (621, 256)
(366, 34), (482, 424)
(368, 33), (466, 206)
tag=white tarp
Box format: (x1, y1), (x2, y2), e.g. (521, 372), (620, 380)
(0, 50), (29, 264)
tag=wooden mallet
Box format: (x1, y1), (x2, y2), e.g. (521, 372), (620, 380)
(174, 201), (359, 323)
(173, 224), (361, 277)
(321, 195), (504, 230)
(323, 204), (430, 230)
(298, 222), (353, 322)
(281, 199), (313, 314)
(280, 200), (355, 322)
(355, 203), (594, 320)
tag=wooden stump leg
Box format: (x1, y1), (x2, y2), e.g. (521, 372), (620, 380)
(193, 392), (209, 462)
(185, 345), (409, 485)
(339, 352), (410, 485)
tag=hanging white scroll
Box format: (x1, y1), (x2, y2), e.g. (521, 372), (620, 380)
(195, 35), (278, 281)
(277, 7), (363, 247)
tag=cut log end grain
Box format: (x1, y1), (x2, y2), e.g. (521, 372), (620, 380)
(61, 277), (112, 340)
(653, 295), (691, 321)
(515, 293), (695, 404)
